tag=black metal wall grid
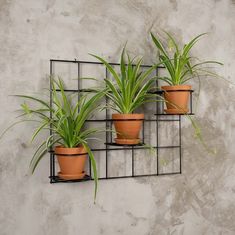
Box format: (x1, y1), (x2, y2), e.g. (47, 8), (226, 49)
(49, 59), (194, 183)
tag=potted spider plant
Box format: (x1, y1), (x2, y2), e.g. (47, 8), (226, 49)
(2, 78), (105, 200)
(151, 31), (223, 114)
(91, 48), (159, 145)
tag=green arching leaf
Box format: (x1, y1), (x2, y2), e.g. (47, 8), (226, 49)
(150, 32), (169, 58)
(0, 119), (41, 140)
(131, 65), (157, 98)
(75, 91), (105, 134)
(31, 121), (48, 143)
(82, 142), (98, 203)
(157, 76), (173, 85)
(182, 33), (207, 58)
(105, 93), (124, 113)
(14, 95), (51, 109)
(30, 148), (48, 174)
(191, 60), (224, 69)
(120, 47), (127, 83)
(29, 140), (47, 168)
(89, 54), (122, 88)
(159, 55), (175, 81)
(104, 79), (122, 105)
(30, 137), (62, 174)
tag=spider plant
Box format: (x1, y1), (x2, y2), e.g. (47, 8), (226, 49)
(90, 48), (159, 114)
(2, 77), (105, 201)
(151, 31), (222, 152)
(90, 48), (162, 144)
(150, 31), (223, 85)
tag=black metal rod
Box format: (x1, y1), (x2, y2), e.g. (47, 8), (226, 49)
(156, 68), (159, 175)
(95, 171), (181, 180)
(142, 120), (145, 143)
(155, 113), (194, 116)
(85, 118), (180, 122)
(99, 118), (145, 121)
(49, 145), (180, 154)
(132, 146), (134, 176)
(49, 60), (53, 182)
(52, 153), (87, 156)
(56, 89), (194, 94)
(190, 91), (193, 114)
(50, 58), (165, 68)
(56, 89), (82, 92)
(105, 67), (109, 179)
(51, 171), (181, 183)
(161, 89), (194, 92)
(110, 119), (113, 143)
(50, 175), (91, 183)
(77, 63), (80, 105)
(55, 88), (98, 93)
(52, 154), (55, 177)
(179, 115), (182, 174)
(161, 97), (164, 113)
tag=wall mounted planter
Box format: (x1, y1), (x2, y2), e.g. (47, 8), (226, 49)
(49, 59), (194, 183)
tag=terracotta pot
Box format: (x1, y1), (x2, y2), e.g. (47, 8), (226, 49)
(55, 145), (87, 179)
(162, 85), (192, 114)
(112, 113), (144, 145)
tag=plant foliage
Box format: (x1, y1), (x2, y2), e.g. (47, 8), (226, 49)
(4, 77), (105, 201)
(90, 48), (161, 114)
(151, 31), (223, 85)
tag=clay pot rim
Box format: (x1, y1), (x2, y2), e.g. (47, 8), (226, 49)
(112, 113), (144, 120)
(115, 138), (140, 145)
(161, 85), (192, 91)
(54, 145), (87, 155)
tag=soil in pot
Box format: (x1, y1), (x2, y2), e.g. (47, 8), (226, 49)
(112, 113), (144, 145)
(162, 85), (191, 114)
(55, 145), (87, 180)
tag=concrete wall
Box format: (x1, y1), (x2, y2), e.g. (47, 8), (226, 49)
(0, 0), (235, 234)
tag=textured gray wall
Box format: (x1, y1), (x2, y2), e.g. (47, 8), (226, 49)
(0, 0), (235, 234)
